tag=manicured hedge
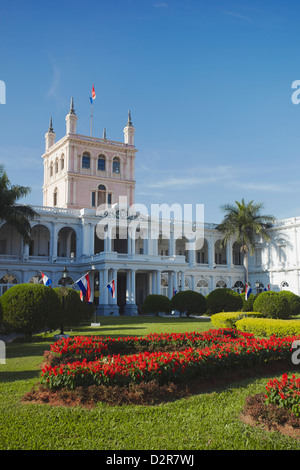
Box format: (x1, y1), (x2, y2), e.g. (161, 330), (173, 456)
(53, 287), (88, 327)
(141, 294), (171, 316)
(236, 317), (300, 337)
(253, 291), (290, 319)
(170, 290), (207, 317)
(211, 311), (263, 329)
(239, 292), (256, 312)
(0, 283), (62, 336)
(279, 290), (300, 316)
(206, 288), (243, 315)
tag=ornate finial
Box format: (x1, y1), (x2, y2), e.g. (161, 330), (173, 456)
(48, 117), (54, 133)
(103, 128), (107, 139)
(127, 110), (133, 126)
(69, 97), (76, 115)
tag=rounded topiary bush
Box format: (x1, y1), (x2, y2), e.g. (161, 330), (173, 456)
(0, 284), (62, 337)
(239, 292), (256, 312)
(253, 290), (290, 319)
(278, 290), (300, 317)
(141, 294), (171, 316)
(170, 290), (207, 317)
(206, 288), (243, 315)
(53, 287), (86, 328)
(80, 297), (96, 321)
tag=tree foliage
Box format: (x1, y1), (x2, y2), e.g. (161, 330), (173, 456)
(0, 165), (38, 243)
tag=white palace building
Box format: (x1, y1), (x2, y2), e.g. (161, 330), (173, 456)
(0, 99), (299, 315)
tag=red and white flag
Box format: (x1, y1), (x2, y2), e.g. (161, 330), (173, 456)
(92, 83), (96, 100)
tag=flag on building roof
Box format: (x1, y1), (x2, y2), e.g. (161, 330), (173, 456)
(245, 283), (252, 301)
(107, 279), (115, 299)
(89, 83), (96, 103)
(41, 272), (52, 287)
(76, 272), (92, 302)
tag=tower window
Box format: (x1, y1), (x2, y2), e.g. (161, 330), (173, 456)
(98, 155), (105, 171)
(113, 157), (120, 174)
(53, 188), (58, 206)
(82, 153), (90, 169)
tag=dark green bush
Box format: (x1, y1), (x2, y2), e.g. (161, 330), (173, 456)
(80, 297), (96, 321)
(53, 287), (87, 328)
(141, 294), (171, 316)
(206, 288), (243, 315)
(239, 292), (256, 312)
(0, 284), (62, 337)
(278, 290), (300, 317)
(170, 290), (207, 317)
(0, 301), (3, 330)
(253, 290), (290, 319)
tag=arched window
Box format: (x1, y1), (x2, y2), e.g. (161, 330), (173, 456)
(97, 184), (106, 207)
(29, 275), (43, 284)
(0, 274), (18, 296)
(60, 156), (64, 170)
(58, 276), (74, 287)
(53, 188), (58, 206)
(216, 279), (227, 288)
(281, 281), (289, 290)
(50, 162), (53, 177)
(233, 280), (244, 293)
(98, 155), (105, 172)
(161, 277), (168, 297)
(82, 152), (90, 169)
(197, 279), (209, 288)
(113, 156), (120, 174)
(55, 159), (58, 173)
(196, 279), (209, 296)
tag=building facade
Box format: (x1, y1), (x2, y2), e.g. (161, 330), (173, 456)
(0, 99), (299, 315)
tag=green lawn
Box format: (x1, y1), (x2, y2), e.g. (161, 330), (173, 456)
(1, 315), (300, 450)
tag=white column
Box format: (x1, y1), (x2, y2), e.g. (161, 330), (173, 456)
(112, 268), (117, 304)
(173, 271), (178, 294)
(103, 269), (108, 304)
(52, 224), (57, 259)
(131, 269), (136, 304)
(126, 270), (131, 304)
(156, 270), (161, 295)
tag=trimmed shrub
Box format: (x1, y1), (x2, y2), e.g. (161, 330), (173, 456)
(279, 290), (300, 317)
(253, 290), (290, 319)
(0, 301), (3, 330)
(239, 292), (256, 312)
(0, 284), (62, 337)
(170, 290), (207, 318)
(236, 317), (300, 337)
(141, 294), (171, 316)
(211, 311), (263, 329)
(53, 287), (87, 328)
(80, 298), (96, 321)
(206, 288), (243, 315)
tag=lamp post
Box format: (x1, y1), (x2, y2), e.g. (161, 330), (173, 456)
(60, 266), (68, 335)
(255, 280), (260, 295)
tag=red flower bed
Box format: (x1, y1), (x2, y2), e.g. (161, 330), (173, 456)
(265, 373), (300, 417)
(41, 329), (300, 390)
(48, 328), (253, 362)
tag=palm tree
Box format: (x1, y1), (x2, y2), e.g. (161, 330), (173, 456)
(0, 165), (38, 243)
(216, 198), (275, 284)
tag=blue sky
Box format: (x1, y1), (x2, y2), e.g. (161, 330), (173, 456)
(1, 0), (300, 223)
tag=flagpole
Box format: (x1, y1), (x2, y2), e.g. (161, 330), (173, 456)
(90, 101), (93, 136)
